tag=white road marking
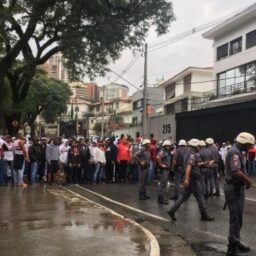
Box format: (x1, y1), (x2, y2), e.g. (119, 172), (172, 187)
(75, 185), (170, 222)
(61, 186), (160, 256)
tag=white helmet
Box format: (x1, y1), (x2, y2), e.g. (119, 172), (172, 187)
(236, 132), (255, 145)
(189, 138), (200, 147)
(205, 138), (214, 144)
(142, 139), (151, 145)
(162, 140), (172, 146)
(199, 140), (206, 147)
(178, 139), (186, 146)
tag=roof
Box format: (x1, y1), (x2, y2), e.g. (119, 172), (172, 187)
(159, 66), (213, 88)
(203, 3), (256, 39)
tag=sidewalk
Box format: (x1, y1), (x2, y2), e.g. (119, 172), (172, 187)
(0, 185), (151, 256)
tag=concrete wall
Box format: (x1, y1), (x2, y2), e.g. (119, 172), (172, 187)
(112, 113), (176, 142)
(175, 78), (184, 97)
(191, 71), (214, 92)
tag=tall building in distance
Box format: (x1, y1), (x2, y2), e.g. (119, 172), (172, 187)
(42, 52), (69, 82)
(103, 83), (129, 100)
(85, 82), (100, 102)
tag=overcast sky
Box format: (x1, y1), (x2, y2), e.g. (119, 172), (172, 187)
(93, 0), (256, 95)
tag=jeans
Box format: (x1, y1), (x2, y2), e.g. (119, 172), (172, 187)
(248, 160), (256, 176)
(147, 160), (154, 184)
(30, 161), (38, 184)
(13, 161), (25, 185)
(93, 163), (103, 183)
(0, 159), (5, 185)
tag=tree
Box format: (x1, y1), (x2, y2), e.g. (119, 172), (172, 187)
(0, 0), (174, 101)
(24, 69), (72, 125)
(2, 67), (71, 134)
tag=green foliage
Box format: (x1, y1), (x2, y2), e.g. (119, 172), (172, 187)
(0, 0), (175, 81)
(24, 69), (72, 124)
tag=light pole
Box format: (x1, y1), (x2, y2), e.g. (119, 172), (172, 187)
(142, 43), (148, 138)
(101, 86), (105, 138)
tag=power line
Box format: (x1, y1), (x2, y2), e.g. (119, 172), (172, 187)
(109, 69), (142, 92)
(111, 54), (141, 83)
(148, 6), (249, 53)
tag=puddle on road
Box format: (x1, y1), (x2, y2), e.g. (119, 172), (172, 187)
(0, 186), (150, 256)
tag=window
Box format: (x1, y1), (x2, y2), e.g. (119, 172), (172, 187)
(115, 102), (119, 109)
(246, 30), (256, 49)
(217, 43), (228, 61)
(183, 74), (191, 93)
(230, 37), (242, 55)
(165, 83), (175, 100)
(132, 117), (138, 125)
(217, 61), (256, 96)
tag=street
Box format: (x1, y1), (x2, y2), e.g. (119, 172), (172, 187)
(0, 185), (151, 256)
(65, 181), (256, 256)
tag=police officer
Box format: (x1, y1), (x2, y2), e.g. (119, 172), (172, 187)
(167, 139), (215, 221)
(199, 140), (214, 199)
(206, 137), (220, 197)
(170, 139), (187, 200)
(156, 140), (172, 204)
(135, 139), (151, 200)
(224, 132), (254, 256)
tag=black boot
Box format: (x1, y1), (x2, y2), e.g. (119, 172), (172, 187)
(158, 196), (169, 204)
(169, 195), (178, 200)
(237, 242), (250, 253)
(201, 212), (215, 221)
(144, 193), (151, 200)
(167, 210), (177, 221)
(139, 191), (146, 200)
(226, 243), (249, 256)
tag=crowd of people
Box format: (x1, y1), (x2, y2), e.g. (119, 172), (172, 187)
(0, 131), (255, 255)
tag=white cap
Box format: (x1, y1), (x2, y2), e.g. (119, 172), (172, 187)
(178, 139), (186, 146)
(162, 140), (172, 146)
(189, 139), (200, 147)
(236, 132), (255, 145)
(199, 140), (206, 147)
(205, 138), (214, 144)
(92, 139), (98, 144)
(142, 139), (151, 145)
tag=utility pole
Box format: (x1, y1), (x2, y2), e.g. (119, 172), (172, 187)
(101, 86), (105, 138)
(142, 43), (148, 138)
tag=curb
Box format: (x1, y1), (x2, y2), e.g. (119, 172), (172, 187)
(60, 186), (160, 256)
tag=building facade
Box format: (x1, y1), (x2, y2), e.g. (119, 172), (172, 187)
(43, 52), (69, 82)
(203, 3), (256, 100)
(161, 67), (214, 114)
(103, 83), (129, 100)
(131, 87), (164, 125)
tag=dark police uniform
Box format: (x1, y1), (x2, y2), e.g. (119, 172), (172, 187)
(224, 144), (247, 253)
(157, 148), (172, 202)
(168, 147), (210, 220)
(207, 144), (220, 195)
(172, 146), (187, 199)
(135, 146), (151, 199)
(199, 147), (212, 197)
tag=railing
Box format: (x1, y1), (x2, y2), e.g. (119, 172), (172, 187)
(191, 81), (256, 110)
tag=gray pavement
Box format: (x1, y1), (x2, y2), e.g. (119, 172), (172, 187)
(70, 181), (256, 256)
(0, 185), (150, 256)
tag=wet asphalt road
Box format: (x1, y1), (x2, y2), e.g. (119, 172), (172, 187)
(0, 185), (150, 256)
(68, 181), (256, 256)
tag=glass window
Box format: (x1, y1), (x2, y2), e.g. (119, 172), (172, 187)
(246, 62), (256, 76)
(217, 43), (228, 61)
(235, 67), (245, 89)
(246, 29), (256, 49)
(226, 69), (236, 94)
(217, 73), (226, 96)
(230, 37), (242, 55)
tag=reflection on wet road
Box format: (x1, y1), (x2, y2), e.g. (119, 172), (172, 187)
(0, 185), (150, 256)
